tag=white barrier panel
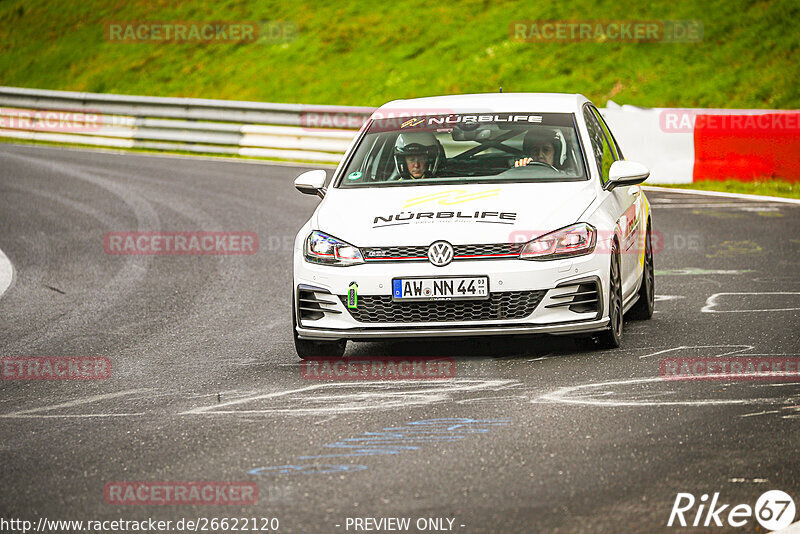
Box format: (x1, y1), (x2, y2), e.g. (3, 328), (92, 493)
(600, 104), (799, 183)
(600, 105), (695, 184)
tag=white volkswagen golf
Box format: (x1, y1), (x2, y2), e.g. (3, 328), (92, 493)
(291, 93), (654, 358)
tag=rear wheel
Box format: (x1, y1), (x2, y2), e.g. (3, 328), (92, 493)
(629, 223), (655, 320)
(292, 301), (346, 360)
(596, 243), (623, 349)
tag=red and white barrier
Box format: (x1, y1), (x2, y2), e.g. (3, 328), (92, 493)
(601, 104), (800, 184)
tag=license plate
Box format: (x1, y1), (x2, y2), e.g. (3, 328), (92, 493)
(392, 276), (489, 301)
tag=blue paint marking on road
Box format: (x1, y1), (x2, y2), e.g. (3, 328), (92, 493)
(249, 418), (511, 476)
(300, 418), (509, 459)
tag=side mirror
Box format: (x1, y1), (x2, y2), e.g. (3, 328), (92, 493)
(605, 160), (650, 190)
(294, 169), (327, 198)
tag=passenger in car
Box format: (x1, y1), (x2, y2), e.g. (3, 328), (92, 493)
(513, 129), (562, 168)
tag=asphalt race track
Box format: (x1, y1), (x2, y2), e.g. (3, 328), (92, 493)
(1, 144), (798, 533)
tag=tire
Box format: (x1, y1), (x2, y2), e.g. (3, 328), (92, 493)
(292, 301), (346, 360)
(628, 223), (655, 320)
(596, 242), (623, 349)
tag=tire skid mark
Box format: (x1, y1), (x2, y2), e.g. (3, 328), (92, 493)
(0, 151), (159, 352)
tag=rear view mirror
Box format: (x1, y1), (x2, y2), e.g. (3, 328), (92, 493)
(605, 161), (650, 190)
(294, 169), (327, 198)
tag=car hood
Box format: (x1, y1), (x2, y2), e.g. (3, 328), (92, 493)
(314, 181), (596, 246)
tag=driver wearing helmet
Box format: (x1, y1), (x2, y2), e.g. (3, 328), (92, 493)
(513, 129), (562, 169)
(394, 132), (443, 180)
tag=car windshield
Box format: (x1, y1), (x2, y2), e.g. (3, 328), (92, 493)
(337, 112), (586, 187)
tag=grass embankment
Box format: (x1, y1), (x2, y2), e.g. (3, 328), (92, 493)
(1, 0), (798, 108)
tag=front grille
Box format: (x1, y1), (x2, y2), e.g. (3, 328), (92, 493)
(362, 243), (523, 262)
(340, 290), (546, 323)
(363, 245), (428, 260)
(456, 243), (523, 257)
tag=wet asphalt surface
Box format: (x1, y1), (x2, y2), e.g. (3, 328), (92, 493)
(0, 144), (798, 533)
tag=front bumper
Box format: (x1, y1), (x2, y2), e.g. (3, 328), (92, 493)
(294, 248), (610, 341)
(296, 317), (610, 340)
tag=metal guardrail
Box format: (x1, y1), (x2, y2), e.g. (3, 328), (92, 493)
(3, 87), (794, 183)
(0, 86), (375, 163)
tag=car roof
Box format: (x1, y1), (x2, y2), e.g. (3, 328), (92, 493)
(373, 93), (591, 116)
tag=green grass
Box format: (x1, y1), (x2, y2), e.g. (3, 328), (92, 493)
(1, 0), (798, 108)
(653, 179), (800, 199)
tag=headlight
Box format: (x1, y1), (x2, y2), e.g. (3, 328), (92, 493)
(519, 223), (596, 260)
(305, 231), (364, 266)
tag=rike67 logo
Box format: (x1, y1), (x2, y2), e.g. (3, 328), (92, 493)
(668, 490), (795, 530)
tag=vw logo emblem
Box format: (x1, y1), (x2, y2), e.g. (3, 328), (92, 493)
(428, 241), (454, 267)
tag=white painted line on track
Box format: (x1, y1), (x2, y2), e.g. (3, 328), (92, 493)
(0, 246), (14, 299)
(0, 389), (148, 418)
(740, 206), (781, 212)
(656, 268), (752, 276)
(643, 185), (800, 205)
(702, 292), (800, 313)
(638, 345), (754, 359)
(182, 379), (516, 416)
(455, 395), (529, 404)
(537, 377), (789, 407)
(739, 410), (781, 418)
(638, 347), (686, 360)
(654, 295), (684, 301)
(181, 384), (334, 414)
(313, 415), (337, 425)
(0, 413), (148, 418)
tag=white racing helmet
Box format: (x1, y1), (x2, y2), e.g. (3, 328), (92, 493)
(393, 132), (443, 179)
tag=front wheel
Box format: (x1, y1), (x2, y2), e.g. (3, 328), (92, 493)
(292, 301), (346, 359)
(628, 224), (655, 320)
(596, 243), (623, 349)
